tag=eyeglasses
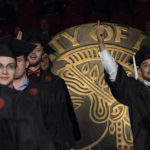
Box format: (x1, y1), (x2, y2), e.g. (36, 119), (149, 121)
(0, 63), (16, 72)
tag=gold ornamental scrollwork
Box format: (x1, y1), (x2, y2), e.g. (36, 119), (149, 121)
(50, 23), (150, 150)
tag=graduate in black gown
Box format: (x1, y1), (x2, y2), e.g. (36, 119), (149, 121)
(0, 36), (54, 150)
(22, 29), (81, 150)
(0, 43), (18, 150)
(96, 20), (150, 150)
(11, 34), (55, 150)
(40, 42), (81, 143)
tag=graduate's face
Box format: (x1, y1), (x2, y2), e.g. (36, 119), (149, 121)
(0, 56), (16, 86)
(139, 59), (150, 81)
(27, 43), (43, 67)
(41, 53), (50, 71)
(15, 55), (29, 79)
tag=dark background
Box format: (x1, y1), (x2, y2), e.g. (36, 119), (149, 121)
(0, 0), (150, 38)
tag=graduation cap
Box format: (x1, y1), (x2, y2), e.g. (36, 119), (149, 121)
(23, 28), (55, 54)
(23, 28), (48, 47)
(133, 45), (150, 66)
(129, 45), (150, 79)
(0, 35), (12, 44)
(0, 36), (36, 58)
(10, 39), (36, 57)
(129, 45), (150, 66)
(0, 35), (15, 58)
(0, 44), (16, 59)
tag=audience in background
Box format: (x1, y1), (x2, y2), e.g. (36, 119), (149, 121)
(0, 0), (150, 37)
(144, 19), (150, 34)
(39, 18), (55, 39)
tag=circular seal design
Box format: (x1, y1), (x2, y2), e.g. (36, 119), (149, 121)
(0, 98), (5, 109)
(29, 88), (38, 95)
(49, 23), (150, 150)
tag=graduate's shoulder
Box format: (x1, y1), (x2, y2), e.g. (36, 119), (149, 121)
(42, 70), (65, 84)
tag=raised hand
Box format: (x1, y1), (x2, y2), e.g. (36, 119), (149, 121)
(16, 30), (23, 40)
(96, 20), (105, 51)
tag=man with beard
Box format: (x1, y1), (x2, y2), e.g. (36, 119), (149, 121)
(96, 20), (150, 150)
(23, 29), (81, 150)
(9, 35), (55, 150)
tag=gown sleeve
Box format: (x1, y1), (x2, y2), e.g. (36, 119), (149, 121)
(44, 74), (81, 149)
(61, 79), (81, 141)
(104, 64), (138, 106)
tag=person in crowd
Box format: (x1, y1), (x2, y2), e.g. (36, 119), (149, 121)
(40, 43), (54, 71)
(0, 41), (17, 150)
(39, 18), (55, 39)
(13, 31), (61, 149)
(0, 36), (55, 150)
(41, 52), (52, 71)
(96, 20), (150, 150)
(144, 19), (150, 34)
(22, 29), (81, 150)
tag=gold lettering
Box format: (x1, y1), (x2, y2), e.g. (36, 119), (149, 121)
(61, 27), (80, 46)
(90, 24), (113, 41)
(115, 26), (128, 42)
(49, 35), (65, 54)
(133, 34), (147, 50)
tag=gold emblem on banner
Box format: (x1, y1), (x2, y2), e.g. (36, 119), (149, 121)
(49, 23), (150, 150)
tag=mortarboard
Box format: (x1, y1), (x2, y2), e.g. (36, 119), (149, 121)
(23, 28), (48, 48)
(10, 39), (36, 57)
(0, 44), (16, 59)
(0, 35), (16, 59)
(130, 45), (150, 66)
(0, 36), (36, 58)
(129, 45), (150, 79)
(23, 28), (55, 54)
(0, 35), (12, 44)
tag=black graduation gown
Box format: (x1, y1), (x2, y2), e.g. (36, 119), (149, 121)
(17, 82), (55, 150)
(40, 71), (81, 141)
(27, 69), (81, 149)
(104, 64), (150, 150)
(0, 84), (54, 150)
(0, 85), (17, 150)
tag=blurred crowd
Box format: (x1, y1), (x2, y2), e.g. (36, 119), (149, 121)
(1, 0), (150, 38)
